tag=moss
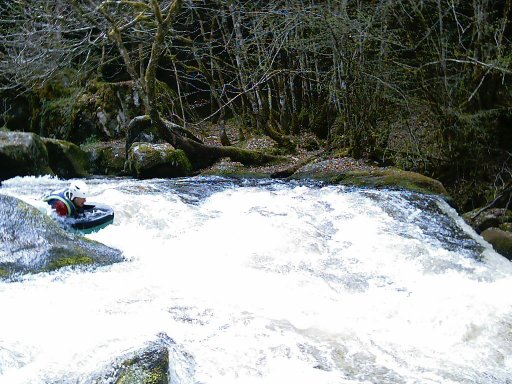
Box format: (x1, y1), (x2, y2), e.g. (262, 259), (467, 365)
(163, 148), (193, 173)
(114, 346), (169, 384)
(128, 143), (193, 178)
(201, 167), (271, 179)
(42, 137), (90, 177)
(46, 253), (95, 271)
(220, 146), (282, 167)
(332, 168), (448, 196)
(154, 80), (178, 115)
(36, 69), (85, 139)
(81, 140), (126, 175)
(0, 267), (9, 279)
(115, 368), (167, 384)
(40, 96), (77, 139)
(80, 80), (119, 114)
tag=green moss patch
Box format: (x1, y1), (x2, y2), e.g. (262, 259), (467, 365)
(42, 137), (90, 177)
(47, 253), (95, 271)
(93, 344), (169, 384)
(333, 168), (448, 196)
(128, 142), (193, 178)
(0, 267), (9, 279)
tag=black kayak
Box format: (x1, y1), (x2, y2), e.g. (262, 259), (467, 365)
(64, 203), (114, 234)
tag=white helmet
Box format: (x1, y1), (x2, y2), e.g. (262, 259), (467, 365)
(68, 180), (89, 199)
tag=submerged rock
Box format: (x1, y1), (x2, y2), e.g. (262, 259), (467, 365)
(0, 194), (123, 279)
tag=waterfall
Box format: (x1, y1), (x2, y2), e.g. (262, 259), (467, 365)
(1, 175), (511, 383)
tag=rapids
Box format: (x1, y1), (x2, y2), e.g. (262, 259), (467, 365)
(1, 175), (512, 383)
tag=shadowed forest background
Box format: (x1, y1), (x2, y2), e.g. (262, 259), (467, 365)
(1, 0), (511, 211)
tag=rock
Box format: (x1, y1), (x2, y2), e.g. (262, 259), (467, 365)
(71, 81), (142, 143)
(463, 208), (512, 234)
(127, 142), (193, 179)
(0, 194), (124, 279)
(92, 340), (170, 384)
(81, 140), (126, 176)
(0, 131), (53, 180)
(0, 94), (32, 132)
(481, 227), (512, 261)
(42, 137), (90, 178)
(291, 158), (448, 196)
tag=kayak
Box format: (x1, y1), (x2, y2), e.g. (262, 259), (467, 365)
(63, 203), (114, 234)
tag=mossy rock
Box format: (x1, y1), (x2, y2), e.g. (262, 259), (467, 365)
(0, 194), (123, 279)
(39, 78), (142, 144)
(336, 168), (448, 196)
(93, 342), (170, 384)
(114, 347), (169, 384)
(71, 80), (143, 143)
(42, 137), (90, 178)
(127, 142), (193, 179)
(291, 158), (448, 196)
(40, 96), (76, 139)
(46, 251), (95, 271)
(201, 158), (279, 179)
(0, 131), (53, 180)
(481, 227), (512, 261)
(81, 140), (126, 176)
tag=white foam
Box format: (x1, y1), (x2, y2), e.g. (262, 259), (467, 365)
(1, 177), (511, 383)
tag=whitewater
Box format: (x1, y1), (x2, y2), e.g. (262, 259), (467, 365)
(1, 175), (512, 383)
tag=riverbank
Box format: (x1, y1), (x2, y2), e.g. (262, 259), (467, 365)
(197, 123), (448, 198)
(2, 125), (511, 261)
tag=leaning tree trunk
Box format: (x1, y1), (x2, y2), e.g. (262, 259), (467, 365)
(120, 0), (281, 170)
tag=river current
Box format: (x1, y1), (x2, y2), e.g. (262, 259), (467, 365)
(1, 175), (512, 383)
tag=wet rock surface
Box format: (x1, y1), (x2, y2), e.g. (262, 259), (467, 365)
(0, 194), (124, 279)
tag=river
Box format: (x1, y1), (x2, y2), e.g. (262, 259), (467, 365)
(1, 175), (512, 383)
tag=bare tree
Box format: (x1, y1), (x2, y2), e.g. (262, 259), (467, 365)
(0, 1), (101, 90)
(1, 0), (510, 199)
(1, 0), (279, 169)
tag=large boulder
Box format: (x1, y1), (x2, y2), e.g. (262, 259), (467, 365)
(0, 194), (124, 279)
(291, 158), (448, 196)
(481, 227), (512, 261)
(71, 81), (138, 143)
(81, 140), (126, 176)
(42, 137), (90, 178)
(36, 77), (141, 144)
(0, 131), (53, 180)
(127, 142), (193, 179)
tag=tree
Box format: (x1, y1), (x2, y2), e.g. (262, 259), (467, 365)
(0, 0), (279, 169)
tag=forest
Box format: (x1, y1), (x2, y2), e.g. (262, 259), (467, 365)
(1, 0), (511, 211)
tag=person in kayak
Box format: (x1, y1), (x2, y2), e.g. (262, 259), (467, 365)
(43, 180), (89, 217)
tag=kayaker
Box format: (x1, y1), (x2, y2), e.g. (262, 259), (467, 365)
(43, 180), (89, 217)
